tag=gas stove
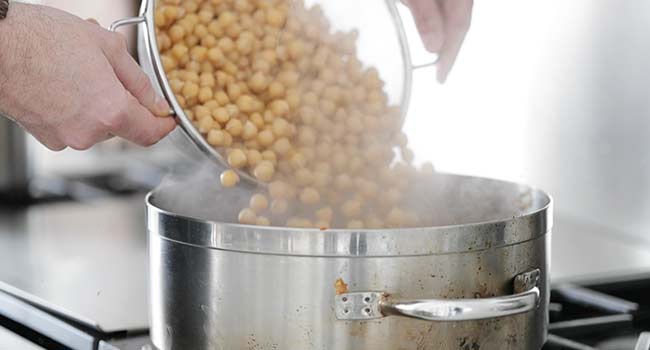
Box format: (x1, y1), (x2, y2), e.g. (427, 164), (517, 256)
(543, 275), (650, 350)
(1, 275), (650, 350)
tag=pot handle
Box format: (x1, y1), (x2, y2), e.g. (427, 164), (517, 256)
(335, 269), (541, 322)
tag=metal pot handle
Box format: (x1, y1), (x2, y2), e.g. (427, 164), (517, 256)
(335, 269), (541, 322)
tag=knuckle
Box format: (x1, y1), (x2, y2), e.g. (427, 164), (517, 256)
(101, 96), (129, 131)
(66, 136), (95, 151)
(447, 11), (471, 31)
(107, 32), (128, 54)
(44, 141), (66, 152)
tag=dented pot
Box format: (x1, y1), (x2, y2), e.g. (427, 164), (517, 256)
(146, 173), (552, 350)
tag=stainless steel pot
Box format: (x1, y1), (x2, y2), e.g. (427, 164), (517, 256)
(146, 173), (552, 350)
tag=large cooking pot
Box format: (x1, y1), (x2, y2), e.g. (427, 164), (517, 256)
(146, 173), (552, 350)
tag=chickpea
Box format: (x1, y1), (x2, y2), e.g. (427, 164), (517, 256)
(207, 129), (227, 146)
(268, 81), (285, 99)
(225, 119), (243, 136)
(315, 207), (333, 222)
(270, 198), (288, 215)
(272, 118), (289, 137)
(238, 208), (257, 225)
(250, 193), (269, 212)
(347, 220), (364, 229)
(299, 187), (320, 205)
(256, 129), (275, 147)
(266, 7), (286, 28)
(250, 113), (264, 129)
(197, 116), (214, 133)
(272, 137), (291, 156)
(269, 100), (290, 117)
(242, 120), (258, 140)
(169, 25), (186, 43)
(218, 11), (237, 27)
(341, 199), (362, 218)
(227, 149), (247, 169)
(256, 216), (271, 226)
(248, 71), (268, 93)
(198, 87), (213, 103)
(253, 160), (275, 182)
(181, 82), (199, 100)
(236, 32), (254, 54)
(214, 90), (230, 105)
(218, 37), (235, 52)
(236, 95), (256, 113)
(261, 150), (277, 164)
(220, 170), (240, 188)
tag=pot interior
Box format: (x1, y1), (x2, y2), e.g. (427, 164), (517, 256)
(151, 171), (550, 229)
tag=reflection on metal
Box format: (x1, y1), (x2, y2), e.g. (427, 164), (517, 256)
(635, 332), (650, 350)
(0, 291), (95, 350)
(554, 284), (639, 314)
(336, 270), (541, 322)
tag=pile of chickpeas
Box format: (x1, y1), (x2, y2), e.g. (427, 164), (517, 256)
(155, 0), (434, 229)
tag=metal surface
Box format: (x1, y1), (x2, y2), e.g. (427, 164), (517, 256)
(147, 174), (551, 350)
(0, 118), (31, 195)
(0, 325), (45, 350)
(147, 173), (551, 256)
(635, 332), (650, 350)
(554, 284), (639, 314)
(546, 334), (599, 350)
(335, 269), (541, 322)
(0, 291), (95, 350)
(0, 194), (149, 333)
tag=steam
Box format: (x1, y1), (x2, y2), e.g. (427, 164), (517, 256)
(153, 131), (264, 223)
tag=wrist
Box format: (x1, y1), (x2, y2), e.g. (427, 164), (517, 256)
(0, 2), (26, 119)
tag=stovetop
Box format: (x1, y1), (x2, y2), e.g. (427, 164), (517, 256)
(2, 275), (650, 350)
(543, 275), (650, 350)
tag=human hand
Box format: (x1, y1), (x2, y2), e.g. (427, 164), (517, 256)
(404, 0), (473, 83)
(0, 3), (176, 151)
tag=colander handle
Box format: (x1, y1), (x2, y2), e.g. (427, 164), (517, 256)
(335, 269), (541, 322)
(387, 0), (439, 71)
(109, 15), (146, 32)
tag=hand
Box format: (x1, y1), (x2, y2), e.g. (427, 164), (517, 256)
(405, 0), (473, 83)
(0, 3), (176, 151)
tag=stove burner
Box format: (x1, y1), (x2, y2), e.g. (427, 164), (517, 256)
(544, 277), (650, 349)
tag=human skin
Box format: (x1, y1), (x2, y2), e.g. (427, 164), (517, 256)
(405, 0), (473, 83)
(0, 2), (175, 151)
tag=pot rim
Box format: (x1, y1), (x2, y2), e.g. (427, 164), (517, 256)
(146, 173), (553, 257)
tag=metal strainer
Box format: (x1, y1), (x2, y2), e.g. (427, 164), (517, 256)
(110, 0), (437, 185)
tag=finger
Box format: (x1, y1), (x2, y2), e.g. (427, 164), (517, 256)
(110, 93), (176, 147)
(86, 18), (99, 25)
(404, 0), (445, 53)
(436, 0), (473, 83)
(103, 32), (171, 117)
